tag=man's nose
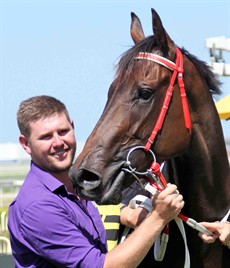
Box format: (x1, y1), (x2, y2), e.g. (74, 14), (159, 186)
(53, 134), (64, 146)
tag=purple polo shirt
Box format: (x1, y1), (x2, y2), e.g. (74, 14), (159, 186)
(8, 162), (107, 268)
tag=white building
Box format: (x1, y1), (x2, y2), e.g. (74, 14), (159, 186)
(0, 141), (85, 164)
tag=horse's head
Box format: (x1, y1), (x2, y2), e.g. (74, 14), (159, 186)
(71, 9), (195, 204)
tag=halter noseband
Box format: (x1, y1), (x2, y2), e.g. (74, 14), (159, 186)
(134, 48), (192, 151)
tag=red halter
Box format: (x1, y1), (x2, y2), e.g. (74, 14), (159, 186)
(134, 48), (192, 151)
(123, 49), (211, 246)
(133, 48), (208, 232)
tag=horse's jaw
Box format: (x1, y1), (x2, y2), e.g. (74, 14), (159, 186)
(99, 170), (126, 204)
(70, 165), (127, 205)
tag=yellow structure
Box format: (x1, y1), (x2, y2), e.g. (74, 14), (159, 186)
(96, 204), (121, 251)
(216, 95), (230, 120)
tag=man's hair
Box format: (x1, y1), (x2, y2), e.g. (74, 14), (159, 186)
(17, 95), (71, 137)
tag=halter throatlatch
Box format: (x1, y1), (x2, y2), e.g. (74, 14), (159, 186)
(134, 48), (192, 151)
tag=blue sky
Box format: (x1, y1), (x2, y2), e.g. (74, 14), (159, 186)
(1, 0), (229, 145)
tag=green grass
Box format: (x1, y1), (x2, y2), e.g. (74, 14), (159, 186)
(0, 206), (8, 214)
(0, 163), (29, 179)
(0, 163), (28, 210)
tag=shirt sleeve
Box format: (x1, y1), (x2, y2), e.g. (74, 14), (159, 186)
(20, 197), (106, 268)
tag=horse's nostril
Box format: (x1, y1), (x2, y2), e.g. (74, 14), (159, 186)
(81, 170), (100, 182)
(82, 172), (100, 190)
(73, 169), (101, 191)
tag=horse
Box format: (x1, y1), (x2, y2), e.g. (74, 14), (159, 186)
(70, 8), (230, 268)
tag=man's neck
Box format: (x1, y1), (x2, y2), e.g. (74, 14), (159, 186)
(51, 171), (76, 195)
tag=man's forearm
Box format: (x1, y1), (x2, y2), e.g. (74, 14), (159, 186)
(104, 210), (167, 268)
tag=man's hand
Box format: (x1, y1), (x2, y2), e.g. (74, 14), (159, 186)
(152, 184), (184, 224)
(198, 221), (230, 245)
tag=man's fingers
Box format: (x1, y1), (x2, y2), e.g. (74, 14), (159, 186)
(159, 184), (178, 197)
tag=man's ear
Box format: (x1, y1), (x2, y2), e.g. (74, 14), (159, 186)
(70, 120), (74, 129)
(19, 135), (32, 155)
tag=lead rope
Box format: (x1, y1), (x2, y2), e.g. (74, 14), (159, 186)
(121, 161), (189, 266)
(119, 183), (190, 267)
(143, 162), (190, 267)
(121, 146), (213, 268)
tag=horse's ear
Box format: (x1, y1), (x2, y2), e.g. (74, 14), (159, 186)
(151, 8), (175, 58)
(130, 12), (145, 44)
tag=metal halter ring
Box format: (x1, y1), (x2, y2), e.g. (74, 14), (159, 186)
(125, 146), (156, 175)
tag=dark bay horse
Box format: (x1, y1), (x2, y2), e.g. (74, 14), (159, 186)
(71, 9), (230, 268)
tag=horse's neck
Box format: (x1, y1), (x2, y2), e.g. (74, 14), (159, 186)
(187, 73), (228, 198)
(192, 122), (229, 177)
(166, 122), (230, 221)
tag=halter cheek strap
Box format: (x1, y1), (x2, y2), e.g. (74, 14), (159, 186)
(134, 48), (192, 151)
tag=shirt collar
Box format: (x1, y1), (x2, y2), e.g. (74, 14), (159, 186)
(30, 161), (67, 193)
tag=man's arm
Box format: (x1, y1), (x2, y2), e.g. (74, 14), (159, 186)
(104, 184), (184, 268)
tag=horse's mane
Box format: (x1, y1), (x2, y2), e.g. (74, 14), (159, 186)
(181, 47), (222, 96)
(115, 36), (221, 96)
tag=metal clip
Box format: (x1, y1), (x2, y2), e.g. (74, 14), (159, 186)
(146, 169), (159, 183)
(145, 169), (165, 190)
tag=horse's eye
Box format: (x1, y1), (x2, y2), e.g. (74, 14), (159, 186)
(138, 88), (153, 101)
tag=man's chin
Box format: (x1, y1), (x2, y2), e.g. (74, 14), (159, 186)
(43, 161), (72, 174)
(50, 164), (72, 173)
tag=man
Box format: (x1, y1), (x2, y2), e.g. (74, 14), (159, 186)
(8, 95), (184, 268)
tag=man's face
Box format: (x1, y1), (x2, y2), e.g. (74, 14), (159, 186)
(20, 113), (76, 174)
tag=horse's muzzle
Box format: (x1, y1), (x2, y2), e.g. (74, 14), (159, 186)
(70, 166), (127, 204)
